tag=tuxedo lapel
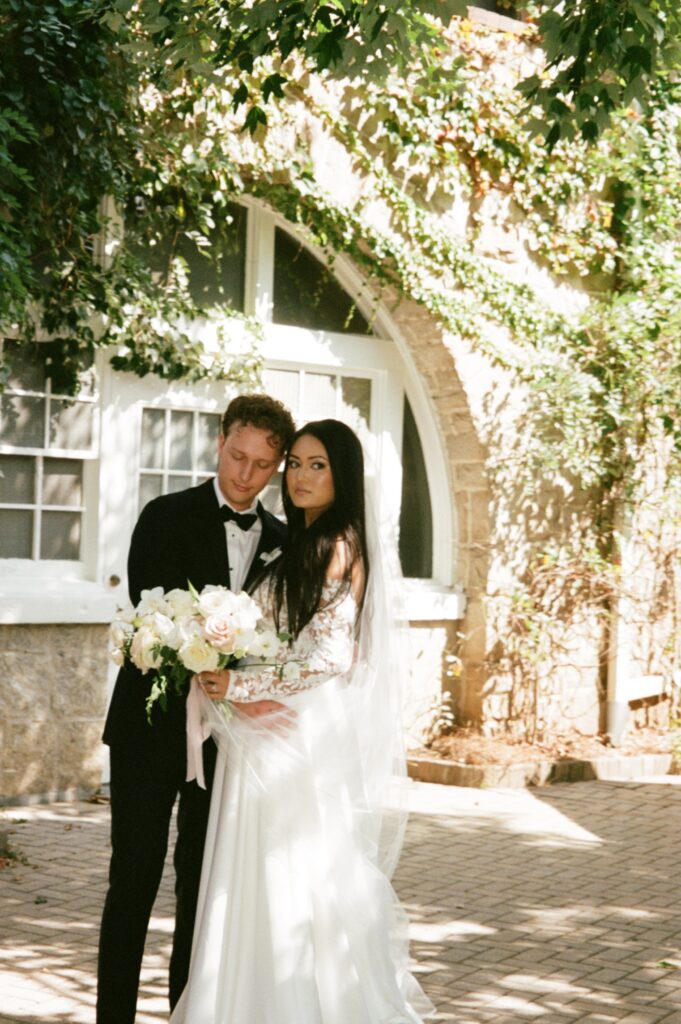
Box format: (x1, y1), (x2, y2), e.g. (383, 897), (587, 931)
(192, 480), (230, 589)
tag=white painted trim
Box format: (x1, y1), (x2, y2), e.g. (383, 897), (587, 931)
(403, 579), (467, 622)
(0, 578), (117, 624)
(259, 209), (458, 587)
(245, 204), (275, 321)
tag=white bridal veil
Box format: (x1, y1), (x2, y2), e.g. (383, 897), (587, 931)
(179, 490), (435, 1024)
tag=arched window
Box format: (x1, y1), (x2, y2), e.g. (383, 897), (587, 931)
(399, 397), (433, 579)
(1, 201), (463, 631)
(272, 228), (373, 335)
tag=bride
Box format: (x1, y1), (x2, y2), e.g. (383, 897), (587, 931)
(170, 419), (434, 1024)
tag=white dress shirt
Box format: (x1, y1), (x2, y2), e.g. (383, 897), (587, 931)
(213, 478), (262, 593)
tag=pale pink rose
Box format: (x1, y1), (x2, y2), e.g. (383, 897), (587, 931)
(203, 613), (239, 654)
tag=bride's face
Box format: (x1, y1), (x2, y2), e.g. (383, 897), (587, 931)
(286, 434), (335, 525)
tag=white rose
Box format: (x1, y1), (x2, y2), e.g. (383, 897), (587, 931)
(197, 585), (236, 617)
(172, 618), (202, 645)
(136, 587), (170, 617)
(230, 591), (261, 631)
(165, 588), (196, 618)
(129, 627), (163, 674)
(178, 637), (220, 674)
(139, 611), (176, 643)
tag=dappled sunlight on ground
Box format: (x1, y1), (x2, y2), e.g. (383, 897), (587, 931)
(1, 778), (681, 1022)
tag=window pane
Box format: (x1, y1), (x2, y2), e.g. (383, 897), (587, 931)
(197, 413), (220, 472)
(0, 394), (45, 447)
(179, 204), (247, 310)
(40, 511), (81, 560)
(273, 229), (373, 335)
(167, 474), (193, 494)
(0, 508), (33, 557)
(49, 399), (92, 450)
(169, 411), (193, 471)
(340, 377), (371, 428)
(0, 455), (35, 504)
(3, 341), (46, 392)
(128, 202), (247, 312)
(399, 398), (433, 578)
(141, 408), (166, 469)
(262, 369), (300, 420)
(303, 373), (336, 421)
(42, 459), (83, 506)
(139, 473), (163, 513)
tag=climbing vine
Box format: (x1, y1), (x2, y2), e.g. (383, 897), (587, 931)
(2, 5), (680, 725)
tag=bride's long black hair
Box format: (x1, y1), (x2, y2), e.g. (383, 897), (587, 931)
(270, 419), (370, 639)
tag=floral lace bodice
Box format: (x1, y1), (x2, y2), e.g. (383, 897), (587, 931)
(227, 583), (357, 702)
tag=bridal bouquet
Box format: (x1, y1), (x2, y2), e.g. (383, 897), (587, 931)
(108, 583), (285, 722)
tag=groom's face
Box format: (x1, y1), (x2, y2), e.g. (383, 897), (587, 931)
(217, 421), (282, 511)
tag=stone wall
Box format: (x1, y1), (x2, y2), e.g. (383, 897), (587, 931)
(0, 624), (109, 803)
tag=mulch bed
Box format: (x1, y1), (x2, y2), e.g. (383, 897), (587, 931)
(411, 726), (675, 767)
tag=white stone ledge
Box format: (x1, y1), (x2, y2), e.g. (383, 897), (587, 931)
(0, 580), (118, 625)
(402, 580), (467, 622)
(0, 578), (466, 625)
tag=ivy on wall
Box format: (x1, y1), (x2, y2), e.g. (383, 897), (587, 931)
(2, 6), (680, 654)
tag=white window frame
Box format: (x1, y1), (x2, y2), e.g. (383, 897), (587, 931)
(0, 204), (466, 624)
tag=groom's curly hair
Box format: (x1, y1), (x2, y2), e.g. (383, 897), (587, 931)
(221, 394), (295, 455)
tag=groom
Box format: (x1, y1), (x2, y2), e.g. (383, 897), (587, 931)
(97, 393), (296, 1024)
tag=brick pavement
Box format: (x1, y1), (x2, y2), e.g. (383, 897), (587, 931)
(1, 777), (681, 1023)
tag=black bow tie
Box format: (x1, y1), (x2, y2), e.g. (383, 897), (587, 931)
(220, 506), (259, 531)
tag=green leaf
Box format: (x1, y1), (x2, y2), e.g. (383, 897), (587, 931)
(546, 123), (561, 150)
(243, 105), (267, 135)
(232, 82), (249, 111)
(623, 44), (653, 74)
(262, 73), (287, 103)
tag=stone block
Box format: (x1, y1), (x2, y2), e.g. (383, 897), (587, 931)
(0, 623), (109, 800)
(1, 718), (104, 801)
(0, 652), (52, 720)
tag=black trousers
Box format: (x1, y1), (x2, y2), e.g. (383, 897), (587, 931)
(96, 735), (217, 1024)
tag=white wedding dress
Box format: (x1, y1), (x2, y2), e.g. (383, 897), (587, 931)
(170, 583), (434, 1024)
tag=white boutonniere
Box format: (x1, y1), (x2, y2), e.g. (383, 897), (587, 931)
(259, 547), (282, 565)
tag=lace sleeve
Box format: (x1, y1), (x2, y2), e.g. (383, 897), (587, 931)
(227, 595), (356, 702)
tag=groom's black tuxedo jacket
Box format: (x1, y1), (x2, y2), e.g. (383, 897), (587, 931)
(103, 478), (286, 751)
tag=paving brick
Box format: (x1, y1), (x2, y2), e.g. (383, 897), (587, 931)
(3, 777), (681, 1021)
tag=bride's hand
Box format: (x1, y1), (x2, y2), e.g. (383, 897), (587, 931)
(232, 699), (297, 736)
(196, 670), (230, 700)
(195, 675), (297, 730)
